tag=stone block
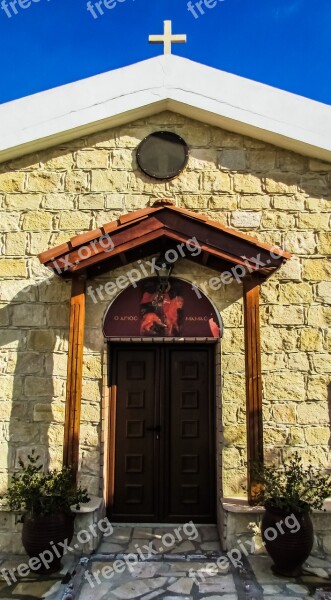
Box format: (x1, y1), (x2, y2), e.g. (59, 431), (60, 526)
(272, 403), (296, 424)
(261, 210), (296, 229)
(223, 424), (247, 447)
(301, 174), (329, 195)
(45, 352), (68, 376)
(222, 328), (244, 353)
(297, 402), (329, 425)
(264, 427), (288, 446)
(43, 193), (75, 209)
(65, 171), (89, 192)
(27, 329), (56, 351)
(303, 259), (331, 281)
(24, 376), (54, 397)
(0, 212), (20, 232)
(81, 402), (101, 423)
(264, 172), (299, 193)
(231, 211), (261, 228)
(168, 171), (201, 193)
(289, 426), (305, 445)
(278, 152), (306, 172)
(0, 172), (25, 192)
(82, 355), (102, 379)
(58, 211), (91, 230)
(22, 211), (53, 231)
(78, 194), (105, 210)
(287, 352), (310, 371)
(180, 124), (211, 146)
(316, 232), (331, 254)
(269, 305), (304, 325)
(212, 128), (243, 147)
(9, 352), (44, 374)
(4, 232), (27, 256)
(178, 194), (210, 209)
(240, 195), (270, 209)
(264, 372), (305, 401)
(91, 170), (128, 192)
(273, 195), (305, 211)
(9, 422), (39, 443)
(5, 193), (41, 210)
(279, 282), (313, 304)
(42, 150), (75, 170)
(79, 424), (99, 447)
(233, 173), (262, 193)
(316, 281), (331, 303)
(222, 403), (240, 425)
(40, 423), (65, 445)
(307, 375), (330, 400)
(305, 426), (330, 445)
(284, 231), (316, 255)
(222, 373), (246, 402)
(218, 149), (246, 170)
(0, 259), (27, 278)
(221, 354), (245, 373)
(111, 149), (134, 170)
(76, 150), (109, 169)
(249, 150), (276, 171)
(81, 379), (101, 402)
(312, 354), (331, 373)
(298, 212), (330, 230)
(299, 328), (323, 351)
(262, 353), (286, 371)
(104, 194), (125, 209)
(12, 304), (46, 327)
(307, 306), (331, 326)
(27, 171), (63, 192)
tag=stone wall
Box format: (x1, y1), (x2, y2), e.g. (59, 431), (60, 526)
(0, 111), (330, 551)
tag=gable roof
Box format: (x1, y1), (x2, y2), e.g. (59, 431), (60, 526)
(38, 199), (290, 279)
(1, 55), (331, 164)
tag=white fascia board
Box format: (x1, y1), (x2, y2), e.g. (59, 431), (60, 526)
(0, 55), (330, 164)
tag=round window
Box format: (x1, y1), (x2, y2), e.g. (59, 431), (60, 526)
(136, 131), (189, 180)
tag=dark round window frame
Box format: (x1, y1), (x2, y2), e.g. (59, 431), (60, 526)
(136, 131), (189, 180)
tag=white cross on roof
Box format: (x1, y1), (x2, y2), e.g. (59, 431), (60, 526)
(149, 20), (187, 55)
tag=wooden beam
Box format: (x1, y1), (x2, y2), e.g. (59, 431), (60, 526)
(243, 276), (264, 504)
(63, 277), (86, 480)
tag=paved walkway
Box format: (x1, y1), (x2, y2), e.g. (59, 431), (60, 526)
(1, 526), (331, 600)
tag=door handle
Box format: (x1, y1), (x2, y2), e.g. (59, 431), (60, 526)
(147, 425), (161, 439)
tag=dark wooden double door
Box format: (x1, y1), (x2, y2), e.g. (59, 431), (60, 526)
(110, 345), (215, 523)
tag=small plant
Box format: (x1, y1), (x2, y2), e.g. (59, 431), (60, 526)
(252, 452), (331, 514)
(4, 451), (90, 518)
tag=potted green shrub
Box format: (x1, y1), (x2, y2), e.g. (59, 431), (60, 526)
(253, 452), (331, 577)
(4, 451), (90, 573)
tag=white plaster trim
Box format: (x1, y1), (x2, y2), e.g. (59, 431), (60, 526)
(0, 55), (331, 163)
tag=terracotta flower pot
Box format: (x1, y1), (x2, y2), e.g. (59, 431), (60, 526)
(262, 504), (314, 577)
(22, 513), (75, 574)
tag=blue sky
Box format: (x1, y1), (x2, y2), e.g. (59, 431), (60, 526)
(0, 0), (330, 105)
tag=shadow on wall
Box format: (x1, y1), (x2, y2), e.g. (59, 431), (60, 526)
(0, 276), (104, 552)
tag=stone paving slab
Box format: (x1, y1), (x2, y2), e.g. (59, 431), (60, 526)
(1, 525), (331, 600)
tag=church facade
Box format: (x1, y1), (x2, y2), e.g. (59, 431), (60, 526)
(0, 54), (330, 553)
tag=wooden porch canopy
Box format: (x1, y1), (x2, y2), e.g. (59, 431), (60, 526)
(39, 199), (289, 278)
(39, 199), (290, 503)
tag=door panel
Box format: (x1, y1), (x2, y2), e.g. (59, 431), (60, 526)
(110, 345), (215, 523)
(111, 350), (158, 519)
(166, 349), (215, 521)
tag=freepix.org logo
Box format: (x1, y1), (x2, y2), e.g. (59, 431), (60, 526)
(1, 0), (50, 18)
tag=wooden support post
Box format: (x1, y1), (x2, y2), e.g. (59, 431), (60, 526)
(243, 276), (264, 504)
(63, 277), (86, 480)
